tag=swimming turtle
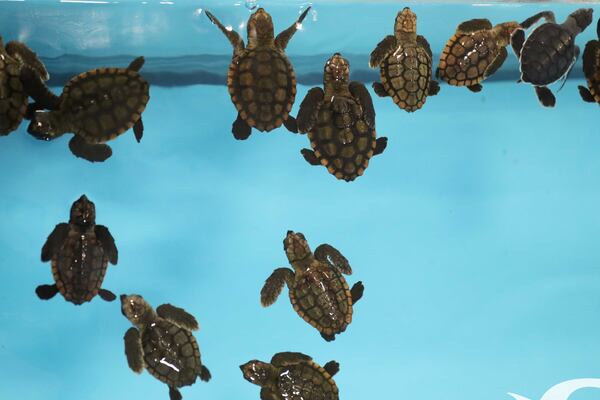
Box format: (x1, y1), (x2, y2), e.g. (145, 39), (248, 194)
(26, 56), (149, 162)
(36, 195), (118, 305)
(436, 18), (520, 92)
(205, 7), (310, 139)
(121, 294), (211, 400)
(296, 53), (387, 182)
(241, 352), (339, 400)
(369, 7), (439, 112)
(0, 36), (50, 135)
(511, 9), (593, 107)
(579, 18), (600, 104)
(261, 231), (364, 341)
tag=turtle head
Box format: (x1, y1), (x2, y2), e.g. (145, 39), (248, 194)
(28, 111), (63, 141)
(284, 230), (311, 263)
(568, 8), (593, 35)
(69, 195), (96, 227)
(240, 360), (272, 387)
(248, 8), (274, 47)
(120, 294), (154, 327)
(323, 53), (350, 89)
(495, 21), (520, 45)
(395, 7), (417, 36)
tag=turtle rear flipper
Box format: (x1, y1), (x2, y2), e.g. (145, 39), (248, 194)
(41, 223), (69, 262)
(320, 332), (335, 342)
(124, 327), (145, 373)
(5, 41), (49, 81)
(205, 11), (245, 56)
(510, 28), (526, 58)
(372, 81), (389, 97)
(296, 87), (324, 133)
(133, 118), (143, 142)
(349, 81), (375, 129)
(128, 56), (145, 72)
(274, 7), (311, 50)
(232, 114), (252, 140)
(20, 67), (60, 110)
(260, 267), (294, 307)
(157, 303), (199, 331)
(350, 281), (364, 303)
(457, 18), (492, 33)
(95, 225), (118, 265)
(270, 352), (311, 367)
(374, 137), (388, 156)
(314, 244), (352, 274)
(69, 135), (112, 162)
(283, 115), (298, 133)
(301, 148), (320, 166)
(199, 365), (211, 382)
(484, 47), (508, 79)
(369, 35), (396, 68)
(35, 284), (59, 300)
(579, 85), (595, 102)
(98, 288), (116, 302)
(535, 86), (556, 107)
(323, 361), (340, 377)
(168, 386), (182, 400)
(520, 11), (556, 29)
(467, 84), (482, 93)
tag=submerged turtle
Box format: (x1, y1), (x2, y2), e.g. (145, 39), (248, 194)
(36, 195), (118, 305)
(579, 18), (600, 104)
(241, 352), (339, 400)
(369, 7), (439, 112)
(511, 9), (593, 107)
(26, 56), (149, 162)
(296, 53), (387, 182)
(261, 231), (364, 341)
(205, 7), (310, 139)
(121, 294), (211, 400)
(436, 18), (520, 92)
(0, 36), (50, 135)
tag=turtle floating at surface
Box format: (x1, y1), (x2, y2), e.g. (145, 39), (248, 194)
(205, 7), (310, 139)
(511, 8), (593, 107)
(579, 17), (600, 105)
(36, 195), (118, 305)
(121, 294), (211, 400)
(261, 231), (364, 341)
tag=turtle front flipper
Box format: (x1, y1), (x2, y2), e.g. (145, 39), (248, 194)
(124, 327), (145, 373)
(127, 56), (145, 72)
(535, 86), (556, 107)
(484, 47), (508, 79)
(95, 225), (118, 265)
(520, 11), (556, 29)
(156, 303), (199, 331)
(69, 135), (112, 162)
(457, 18), (492, 33)
(19, 67), (60, 110)
(98, 289), (117, 302)
(35, 284), (59, 300)
(283, 116), (298, 133)
(232, 114), (252, 140)
(41, 223), (69, 262)
(374, 137), (388, 156)
(467, 84), (482, 93)
(510, 28), (526, 59)
(348, 81), (375, 129)
(350, 281), (364, 303)
(260, 267), (295, 307)
(270, 352), (311, 367)
(205, 11), (245, 56)
(314, 244), (352, 274)
(579, 85), (595, 102)
(168, 386), (182, 400)
(5, 40), (49, 81)
(296, 87), (324, 133)
(417, 35), (433, 58)
(274, 7), (311, 51)
(369, 35), (396, 68)
(301, 149), (320, 166)
(133, 118), (143, 142)
(323, 361), (340, 377)
(372, 82), (389, 97)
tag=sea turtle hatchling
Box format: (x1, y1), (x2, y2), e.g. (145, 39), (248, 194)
(436, 18), (520, 92)
(261, 231), (364, 341)
(205, 7), (310, 139)
(369, 7), (440, 112)
(511, 9), (593, 107)
(26, 56), (150, 162)
(36, 195), (118, 305)
(121, 294), (212, 400)
(296, 53), (387, 182)
(579, 17), (600, 104)
(0, 36), (50, 135)
(241, 352), (340, 400)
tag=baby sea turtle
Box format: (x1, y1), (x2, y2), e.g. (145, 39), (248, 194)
(579, 18), (600, 104)
(296, 53), (387, 182)
(121, 294), (211, 400)
(241, 352), (339, 400)
(205, 7), (310, 139)
(511, 9), (593, 107)
(0, 36), (50, 135)
(26, 56), (149, 162)
(436, 18), (520, 92)
(369, 7), (439, 112)
(261, 231), (364, 341)
(36, 195), (118, 305)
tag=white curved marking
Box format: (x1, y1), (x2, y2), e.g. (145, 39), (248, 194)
(508, 378), (600, 400)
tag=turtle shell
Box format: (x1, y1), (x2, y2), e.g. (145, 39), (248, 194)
(274, 360), (339, 400)
(228, 47), (296, 132)
(380, 42), (432, 112)
(142, 318), (202, 389)
(61, 67), (149, 143)
(307, 100), (377, 182)
(582, 39), (600, 103)
(438, 30), (501, 86)
(519, 24), (575, 85)
(289, 258), (353, 337)
(51, 230), (109, 305)
(0, 51), (27, 135)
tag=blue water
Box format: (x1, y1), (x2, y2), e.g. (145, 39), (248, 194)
(2, 1), (600, 400)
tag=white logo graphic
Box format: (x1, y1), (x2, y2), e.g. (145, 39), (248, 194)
(508, 378), (600, 400)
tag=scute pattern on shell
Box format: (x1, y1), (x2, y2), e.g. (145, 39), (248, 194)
(380, 43), (432, 111)
(142, 319), (202, 388)
(51, 235), (108, 305)
(583, 41), (600, 102)
(289, 259), (353, 337)
(276, 361), (339, 400)
(438, 31), (498, 86)
(228, 48), (296, 132)
(308, 101), (377, 182)
(519, 24), (575, 85)
(0, 55), (27, 135)
(62, 67), (149, 142)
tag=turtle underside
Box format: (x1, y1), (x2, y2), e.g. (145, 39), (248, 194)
(275, 362), (339, 400)
(0, 55), (27, 135)
(228, 48), (296, 132)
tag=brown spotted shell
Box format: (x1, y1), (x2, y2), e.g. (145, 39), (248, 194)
(228, 47), (296, 132)
(307, 99), (377, 182)
(380, 42), (432, 112)
(0, 50), (27, 135)
(438, 30), (501, 86)
(142, 318), (203, 388)
(289, 258), (353, 337)
(583, 40), (600, 103)
(273, 360), (339, 400)
(61, 67), (149, 143)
